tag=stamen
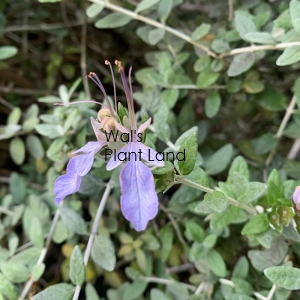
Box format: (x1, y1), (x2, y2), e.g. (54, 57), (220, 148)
(105, 60), (117, 112)
(86, 72), (116, 118)
(115, 60), (124, 72)
(115, 60), (137, 131)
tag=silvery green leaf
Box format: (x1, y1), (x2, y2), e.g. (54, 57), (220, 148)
(148, 28), (165, 45)
(85, 283), (100, 300)
(30, 216), (44, 248)
(232, 256), (249, 279)
(58, 84), (69, 104)
(241, 214), (269, 236)
(52, 220), (69, 243)
(205, 90), (221, 118)
(135, 0), (160, 13)
(160, 225), (174, 262)
(91, 235), (116, 271)
(69, 245), (85, 286)
(32, 283), (75, 300)
(9, 137), (25, 165)
(227, 53), (255, 77)
(59, 206), (87, 235)
(86, 3), (105, 18)
(150, 289), (169, 300)
(205, 144), (233, 175)
(35, 124), (63, 139)
(7, 107), (21, 124)
(157, 0), (173, 23)
(206, 249), (227, 277)
(26, 135), (44, 159)
(276, 45), (300, 66)
(234, 11), (256, 40)
(32, 263), (45, 281)
(204, 191), (228, 213)
(95, 13), (131, 29)
(290, 0), (300, 34)
(0, 272), (18, 300)
(191, 23), (211, 41)
(1, 261), (30, 283)
(0, 46), (17, 60)
(244, 32), (275, 44)
(264, 266), (300, 290)
(123, 280), (148, 300)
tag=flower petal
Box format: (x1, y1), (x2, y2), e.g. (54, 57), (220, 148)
(120, 160), (159, 231)
(140, 144), (164, 167)
(74, 152), (96, 176)
(54, 158), (82, 205)
(137, 117), (151, 134)
(73, 141), (104, 155)
(90, 117), (107, 142)
(115, 121), (130, 134)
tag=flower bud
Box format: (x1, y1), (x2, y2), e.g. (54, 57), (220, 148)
(98, 108), (112, 122)
(293, 186), (300, 210)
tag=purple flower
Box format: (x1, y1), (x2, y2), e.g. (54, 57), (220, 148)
(54, 60), (165, 231)
(293, 187), (300, 210)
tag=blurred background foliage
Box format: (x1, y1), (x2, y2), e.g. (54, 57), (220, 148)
(2, 0), (300, 299)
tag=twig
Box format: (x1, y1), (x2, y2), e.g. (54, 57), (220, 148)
(72, 181), (112, 300)
(0, 86), (105, 101)
(287, 138), (300, 159)
(19, 208), (61, 300)
(5, 21), (83, 32)
(5, 32), (41, 57)
(166, 263), (194, 274)
(89, 0), (217, 58)
(159, 204), (188, 248)
(0, 97), (14, 110)
(140, 276), (196, 292)
(22, 0), (29, 56)
(228, 0), (234, 21)
(253, 284), (276, 300)
(266, 284), (276, 300)
(0, 207), (14, 216)
(219, 42), (300, 58)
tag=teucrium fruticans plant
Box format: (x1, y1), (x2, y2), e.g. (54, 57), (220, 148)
(2, 0), (300, 300)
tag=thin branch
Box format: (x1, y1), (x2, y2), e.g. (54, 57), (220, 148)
(0, 207), (14, 216)
(19, 208), (61, 300)
(219, 41), (300, 58)
(141, 276), (196, 292)
(266, 284), (277, 300)
(0, 97), (14, 110)
(72, 181), (112, 300)
(166, 263), (194, 274)
(4, 21), (83, 33)
(160, 204), (188, 248)
(288, 138), (300, 159)
(89, 0), (217, 58)
(228, 0), (234, 21)
(265, 95), (297, 168)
